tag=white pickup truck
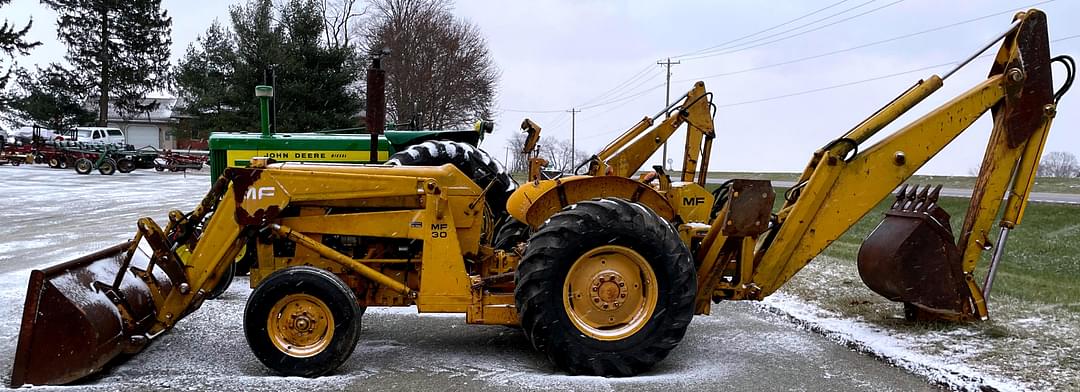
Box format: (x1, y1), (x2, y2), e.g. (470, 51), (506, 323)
(69, 127), (126, 145)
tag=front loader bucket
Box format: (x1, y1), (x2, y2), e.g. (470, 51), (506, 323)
(857, 185), (974, 320)
(10, 240), (173, 386)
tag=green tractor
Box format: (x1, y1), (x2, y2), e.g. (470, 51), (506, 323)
(208, 57), (493, 182)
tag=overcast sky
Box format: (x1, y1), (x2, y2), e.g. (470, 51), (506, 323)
(4, 0), (1078, 174)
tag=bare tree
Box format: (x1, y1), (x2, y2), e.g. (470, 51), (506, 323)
(506, 132), (528, 174)
(360, 0), (499, 129)
(1038, 151), (1079, 178)
(542, 138), (590, 173)
(322, 0), (366, 49)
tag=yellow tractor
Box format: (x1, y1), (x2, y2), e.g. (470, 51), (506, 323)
(9, 9), (1074, 386)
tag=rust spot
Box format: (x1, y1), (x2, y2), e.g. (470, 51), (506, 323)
(226, 167), (281, 225)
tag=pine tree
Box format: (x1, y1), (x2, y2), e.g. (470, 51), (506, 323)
(174, 0), (362, 133)
(0, 0), (41, 110)
(9, 66), (95, 130)
(173, 21), (243, 135)
(274, 0), (362, 131)
(43, 0), (172, 125)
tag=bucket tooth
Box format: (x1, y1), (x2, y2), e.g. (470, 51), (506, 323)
(892, 184), (909, 209)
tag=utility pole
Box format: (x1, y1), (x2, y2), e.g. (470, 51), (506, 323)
(567, 108), (581, 168)
(658, 58), (680, 170)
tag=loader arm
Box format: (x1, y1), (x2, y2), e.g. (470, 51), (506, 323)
(698, 9), (1070, 321)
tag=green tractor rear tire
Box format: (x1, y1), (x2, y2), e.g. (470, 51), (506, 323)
(387, 140), (517, 221)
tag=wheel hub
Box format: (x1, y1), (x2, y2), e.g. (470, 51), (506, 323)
(267, 293), (334, 358)
(563, 245), (658, 341)
(589, 270), (628, 310)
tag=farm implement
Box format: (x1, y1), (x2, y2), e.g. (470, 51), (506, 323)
(154, 150), (209, 172)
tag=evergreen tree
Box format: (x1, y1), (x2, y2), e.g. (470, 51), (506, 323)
(274, 0), (362, 131)
(173, 21), (243, 135)
(9, 66), (95, 130)
(0, 0), (41, 110)
(174, 0), (362, 133)
(43, 0), (172, 125)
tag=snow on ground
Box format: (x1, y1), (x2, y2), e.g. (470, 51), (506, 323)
(759, 294), (1024, 392)
(775, 255), (1080, 391)
(4, 163), (1055, 390)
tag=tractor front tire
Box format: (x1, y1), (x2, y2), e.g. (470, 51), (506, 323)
(515, 198), (696, 377)
(244, 266), (363, 377)
(74, 158), (93, 175)
(47, 157), (59, 168)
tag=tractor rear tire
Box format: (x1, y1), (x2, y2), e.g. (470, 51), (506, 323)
(244, 266), (363, 377)
(117, 159), (135, 173)
(514, 198), (695, 377)
(98, 158), (117, 175)
(387, 140), (517, 220)
(47, 157), (59, 168)
(74, 158), (93, 175)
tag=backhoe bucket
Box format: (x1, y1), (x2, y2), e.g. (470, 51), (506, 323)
(857, 185), (974, 319)
(10, 239), (173, 386)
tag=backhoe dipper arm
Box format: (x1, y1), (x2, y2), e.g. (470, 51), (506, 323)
(731, 10), (1066, 320)
(588, 82), (715, 185)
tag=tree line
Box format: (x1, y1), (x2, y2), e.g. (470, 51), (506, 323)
(0, 0), (498, 138)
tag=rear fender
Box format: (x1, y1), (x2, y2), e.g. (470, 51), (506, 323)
(508, 176), (675, 229)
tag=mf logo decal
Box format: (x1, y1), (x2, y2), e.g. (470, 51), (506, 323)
(244, 186), (277, 200)
(430, 223), (449, 238)
(683, 196), (707, 206)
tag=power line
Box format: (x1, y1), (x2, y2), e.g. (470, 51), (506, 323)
(674, 0), (1056, 84)
(497, 64), (660, 115)
(712, 32), (1079, 108)
(575, 64), (656, 107)
(672, 0), (852, 59)
(497, 107), (566, 114)
(578, 81), (667, 110)
(678, 0), (905, 61)
(574, 32), (1080, 142)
